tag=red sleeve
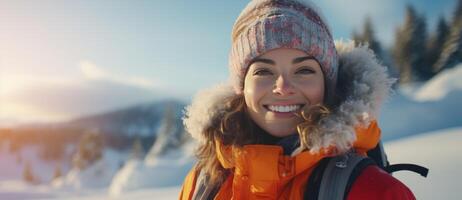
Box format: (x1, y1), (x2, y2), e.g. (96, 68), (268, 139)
(347, 165), (416, 200)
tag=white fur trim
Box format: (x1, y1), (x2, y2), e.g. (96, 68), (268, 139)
(182, 83), (235, 143)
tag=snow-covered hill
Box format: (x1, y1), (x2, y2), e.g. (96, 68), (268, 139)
(379, 64), (462, 141)
(413, 64), (462, 102)
(108, 140), (196, 197)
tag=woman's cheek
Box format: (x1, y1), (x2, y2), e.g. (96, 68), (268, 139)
(249, 78), (272, 93)
(298, 79), (325, 102)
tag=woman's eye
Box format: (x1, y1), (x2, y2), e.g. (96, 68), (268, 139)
(296, 68), (315, 74)
(253, 69), (272, 76)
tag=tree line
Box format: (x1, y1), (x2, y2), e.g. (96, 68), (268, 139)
(353, 0), (462, 84)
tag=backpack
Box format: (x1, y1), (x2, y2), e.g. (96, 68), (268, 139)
(304, 141), (429, 200)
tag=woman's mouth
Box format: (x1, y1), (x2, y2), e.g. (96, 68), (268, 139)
(264, 104), (305, 113)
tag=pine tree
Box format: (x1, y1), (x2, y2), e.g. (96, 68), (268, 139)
(454, 0), (462, 25)
(414, 14), (432, 80)
(72, 130), (103, 170)
(392, 5), (429, 83)
(434, 0), (462, 72)
(23, 161), (35, 183)
(352, 16), (399, 79)
(427, 16), (450, 72)
(353, 16), (383, 57)
(145, 102), (184, 164)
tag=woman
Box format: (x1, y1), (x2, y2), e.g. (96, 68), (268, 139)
(180, 0), (415, 199)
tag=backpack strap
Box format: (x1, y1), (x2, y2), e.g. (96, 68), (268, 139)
(304, 152), (375, 200)
(368, 141), (428, 177)
(385, 164), (429, 177)
(367, 141), (389, 169)
(191, 168), (220, 200)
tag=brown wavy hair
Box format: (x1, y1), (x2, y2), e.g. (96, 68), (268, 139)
(195, 93), (334, 186)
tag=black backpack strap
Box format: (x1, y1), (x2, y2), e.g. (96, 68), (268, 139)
(304, 156), (331, 200)
(385, 164), (429, 177)
(304, 152), (375, 200)
(367, 141), (389, 169)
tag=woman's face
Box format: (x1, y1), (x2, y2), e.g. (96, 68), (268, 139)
(243, 48), (325, 137)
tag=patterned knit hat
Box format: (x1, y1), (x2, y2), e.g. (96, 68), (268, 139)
(229, 0), (338, 101)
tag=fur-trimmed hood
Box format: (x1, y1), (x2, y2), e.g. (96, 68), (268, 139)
(183, 40), (395, 154)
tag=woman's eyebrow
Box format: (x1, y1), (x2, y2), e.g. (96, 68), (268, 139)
(293, 56), (315, 64)
(248, 58), (275, 66)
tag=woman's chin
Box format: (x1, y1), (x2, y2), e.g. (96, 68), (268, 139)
(265, 128), (297, 138)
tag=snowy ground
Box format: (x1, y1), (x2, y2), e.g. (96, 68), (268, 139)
(385, 127), (462, 200)
(1, 127), (460, 200)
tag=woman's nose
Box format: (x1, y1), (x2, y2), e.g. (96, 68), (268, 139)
(272, 75), (295, 96)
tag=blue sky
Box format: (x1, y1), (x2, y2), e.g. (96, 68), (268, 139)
(0, 0), (457, 124)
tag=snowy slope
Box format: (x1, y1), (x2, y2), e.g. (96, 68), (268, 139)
(0, 144), (72, 183)
(385, 127), (462, 200)
(379, 64), (462, 141)
(52, 149), (127, 191)
(108, 140), (196, 197)
(413, 64), (462, 102)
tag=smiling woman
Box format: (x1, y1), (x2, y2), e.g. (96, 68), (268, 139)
(179, 0), (416, 199)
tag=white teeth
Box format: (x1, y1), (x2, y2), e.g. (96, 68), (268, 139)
(268, 105), (301, 113)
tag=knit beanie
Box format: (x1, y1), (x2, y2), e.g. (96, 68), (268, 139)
(229, 0), (338, 103)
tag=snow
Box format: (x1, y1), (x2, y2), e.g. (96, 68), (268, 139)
(51, 148), (127, 191)
(385, 127), (462, 200)
(1, 128), (459, 200)
(0, 144), (72, 183)
(413, 64), (462, 102)
(108, 141), (196, 197)
(58, 186), (181, 200)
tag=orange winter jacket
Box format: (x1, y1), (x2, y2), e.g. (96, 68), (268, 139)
(178, 121), (415, 200)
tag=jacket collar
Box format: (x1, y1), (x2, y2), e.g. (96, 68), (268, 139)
(183, 40), (395, 154)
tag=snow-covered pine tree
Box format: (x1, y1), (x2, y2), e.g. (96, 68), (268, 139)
(392, 5), (429, 83)
(145, 102), (184, 164)
(72, 130), (103, 170)
(434, 0), (462, 72)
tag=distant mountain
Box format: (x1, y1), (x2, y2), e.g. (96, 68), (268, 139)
(62, 99), (187, 137)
